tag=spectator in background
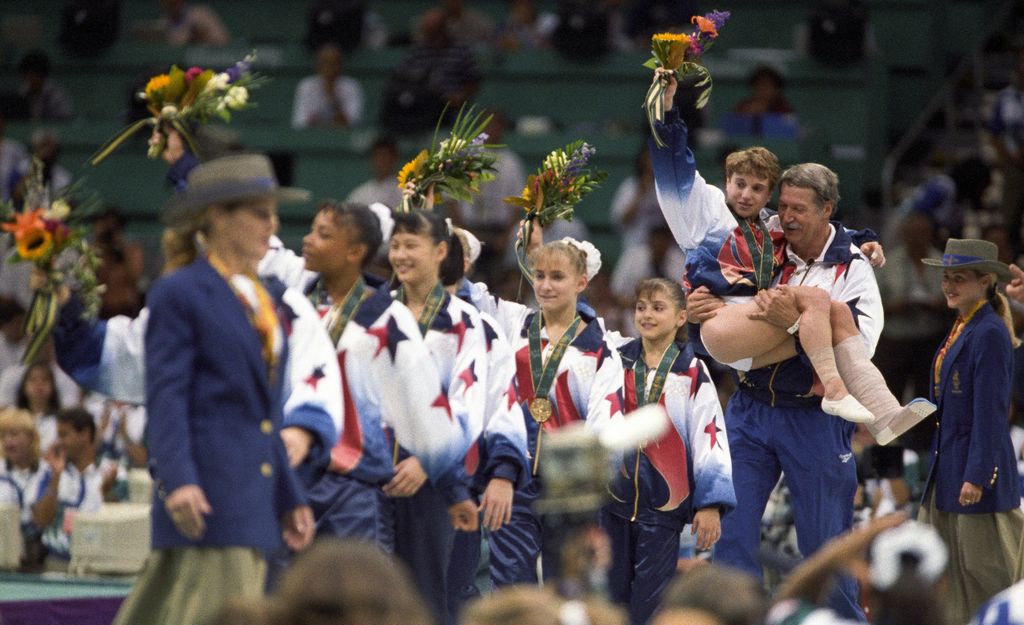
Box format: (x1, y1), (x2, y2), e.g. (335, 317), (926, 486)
(16, 52), (73, 123)
(0, 408), (47, 570)
(496, 0), (556, 52)
(158, 0), (230, 46)
(611, 146), (661, 250)
(9, 128), (72, 206)
(873, 212), (949, 452)
(29, 407), (122, 572)
(0, 113), (27, 202)
(94, 399), (147, 469)
(13, 362), (62, 453)
(610, 225), (686, 314)
(454, 111), (525, 281)
(346, 136), (404, 210)
(380, 8), (481, 134)
(728, 65), (798, 139)
(417, 0), (494, 49)
(0, 297), (26, 374)
(987, 48), (1024, 250)
(735, 66), (795, 116)
(292, 44), (365, 129)
(93, 208), (145, 319)
(622, 0), (696, 50)
(0, 345), (81, 414)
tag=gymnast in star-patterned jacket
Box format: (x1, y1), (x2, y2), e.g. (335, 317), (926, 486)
(445, 232), (531, 621)
(386, 209), (490, 625)
(257, 202), (480, 552)
(603, 278), (735, 625)
(482, 236), (625, 586)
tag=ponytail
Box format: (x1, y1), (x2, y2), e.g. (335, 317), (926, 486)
(989, 284), (1021, 349)
(161, 226), (200, 274)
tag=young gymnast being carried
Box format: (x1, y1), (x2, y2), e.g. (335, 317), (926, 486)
(649, 70), (935, 443)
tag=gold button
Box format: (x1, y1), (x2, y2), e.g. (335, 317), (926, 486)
(260, 462), (273, 477)
(260, 420), (273, 434)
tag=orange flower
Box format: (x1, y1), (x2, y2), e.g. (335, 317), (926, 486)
(2, 208), (46, 241)
(692, 15), (718, 37)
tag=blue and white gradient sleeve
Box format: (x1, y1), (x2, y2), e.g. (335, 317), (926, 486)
(678, 355), (735, 514)
(479, 313), (529, 488)
(280, 288), (341, 464)
(649, 108), (737, 255)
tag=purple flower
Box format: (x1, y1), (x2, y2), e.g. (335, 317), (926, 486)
(225, 59), (251, 84)
(707, 10), (731, 30)
(471, 132), (489, 146)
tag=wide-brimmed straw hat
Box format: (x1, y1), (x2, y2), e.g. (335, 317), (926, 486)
(163, 154), (310, 225)
(921, 238), (1012, 281)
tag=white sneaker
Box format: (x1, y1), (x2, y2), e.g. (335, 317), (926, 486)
(821, 394), (876, 423)
(868, 398), (938, 445)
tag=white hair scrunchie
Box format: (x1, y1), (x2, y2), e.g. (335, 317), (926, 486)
(558, 601), (591, 625)
(561, 237), (602, 281)
(869, 521), (947, 591)
(368, 202), (394, 243)
(444, 217), (455, 237)
(458, 228), (482, 265)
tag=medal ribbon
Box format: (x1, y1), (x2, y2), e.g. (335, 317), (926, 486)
(529, 313), (582, 406)
(209, 254), (279, 382)
(397, 282), (447, 337)
(528, 313), (581, 476)
(633, 342), (681, 408)
(320, 278), (367, 346)
(738, 218), (776, 291)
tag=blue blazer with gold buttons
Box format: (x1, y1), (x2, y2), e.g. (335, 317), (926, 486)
(144, 257), (306, 552)
(923, 303), (1018, 514)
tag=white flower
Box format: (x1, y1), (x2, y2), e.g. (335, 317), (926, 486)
(160, 105), (178, 119)
(225, 86), (249, 110)
(46, 200), (71, 221)
(203, 72), (230, 94)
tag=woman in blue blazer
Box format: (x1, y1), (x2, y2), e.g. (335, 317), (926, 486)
(919, 238), (1024, 625)
(114, 155), (315, 625)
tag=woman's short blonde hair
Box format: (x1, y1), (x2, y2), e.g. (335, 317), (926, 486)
(0, 407), (40, 464)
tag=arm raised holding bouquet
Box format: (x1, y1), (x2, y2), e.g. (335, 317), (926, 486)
(644, 10), (730, 148)
(506, 141), (607, 281)
(90, 55), (262, 165)
(397, 104), (499, 213)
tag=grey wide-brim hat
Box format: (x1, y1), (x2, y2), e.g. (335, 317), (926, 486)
(163, 154), (310, 225)
(922, 238), (1012, 281)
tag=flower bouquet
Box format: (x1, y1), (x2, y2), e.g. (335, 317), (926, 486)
(643, 10), (730, 148)
(506, 141), (607, 277)
(0, 161), (103, 364)
(396, 104), (498, 212)
(90, 54), (262, 165)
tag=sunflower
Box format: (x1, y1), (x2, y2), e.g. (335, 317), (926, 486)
(653, 32), (692, 44)
(145, 74), (172, 102)
(396, 149), (429, 188)
(15, 228), (53, 262)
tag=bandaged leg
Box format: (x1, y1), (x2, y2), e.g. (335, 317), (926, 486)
(833, 336), (936, 445)
(791, 288), (874, 424)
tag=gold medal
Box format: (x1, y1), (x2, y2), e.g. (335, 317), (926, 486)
(530, 397), (552, 423)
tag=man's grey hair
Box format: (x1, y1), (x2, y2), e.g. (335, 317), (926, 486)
(779, 163), (840, 210)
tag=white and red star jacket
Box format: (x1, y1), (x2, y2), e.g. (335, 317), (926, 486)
(606, 338), (736, 531)
(310, 283), (476, 503)
(489, 297), (625, 471)
(258, 242), (481, 503)
(53, 280), (343, 466)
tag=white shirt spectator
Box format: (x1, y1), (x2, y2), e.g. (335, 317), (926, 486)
(457, 147), (527, 229)
(609, 242), (686, 301)
(0, 363), (81, 410)
(28, 458), (120, 558)
(0, 461), (46, 524)
(611, 174), (662, 249)
(347, 177), (404, 211)
(292, 75), (365, 129)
